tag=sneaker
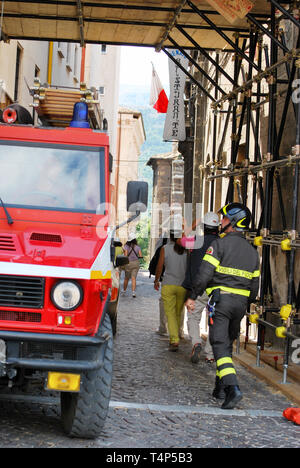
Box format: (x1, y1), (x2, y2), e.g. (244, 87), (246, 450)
(205, 357), (215, 364)
(132, 292), (136, 298)
(169, 342), (179, 352)
(191, 343), (202, 363)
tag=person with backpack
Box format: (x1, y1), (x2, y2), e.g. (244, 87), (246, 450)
(113, 237), (124, 260)
(148, 235), (167, 280)
(181, 212), (219, 364)
(122, 233), (143, 298)
(154, 230), (187, 352)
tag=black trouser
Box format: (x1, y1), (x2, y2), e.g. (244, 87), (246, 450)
(209, 293), (248, 386)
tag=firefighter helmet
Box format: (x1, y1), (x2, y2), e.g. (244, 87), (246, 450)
(219, 203), (251, 231)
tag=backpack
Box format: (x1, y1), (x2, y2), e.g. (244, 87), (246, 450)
(148, 245), (165, 279)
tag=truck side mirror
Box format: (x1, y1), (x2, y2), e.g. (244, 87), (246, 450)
(127, 181), (148, 213)
(115, 255), (129, 267)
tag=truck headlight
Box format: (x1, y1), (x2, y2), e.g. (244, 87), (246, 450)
(51, 281), (83, 311)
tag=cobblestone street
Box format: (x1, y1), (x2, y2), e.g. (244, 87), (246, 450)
(0, 271), (299, 448)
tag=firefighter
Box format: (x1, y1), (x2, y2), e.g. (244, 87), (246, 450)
(185, 203), (260, 409)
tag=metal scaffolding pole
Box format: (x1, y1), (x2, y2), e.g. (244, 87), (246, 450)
(175, 24), (235, 85)
(226, 37), (249, 203)
(211, 48), (300, 110)
(167, 35), (226, 96)
(162, 47), (216, 102)
(257, 4), (277, 358)
(181, 0), (300, 376)
(187, 0), (260, 71)
(243, 31), (258, 205)
(210, 50), (219, 211)
(226, 36), (240, 204)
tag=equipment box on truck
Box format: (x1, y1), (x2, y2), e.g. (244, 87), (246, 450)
(0, 102), (147, 438)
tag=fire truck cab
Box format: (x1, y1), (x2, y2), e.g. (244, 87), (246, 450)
(0, 102), (147, 438)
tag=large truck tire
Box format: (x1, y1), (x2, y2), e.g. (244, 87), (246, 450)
(60, 313), (113, 438)
(108, 297), (118, 336)
(110, 313), (117, 336)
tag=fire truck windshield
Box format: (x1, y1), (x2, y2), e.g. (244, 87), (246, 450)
(0, 143), (105, 212)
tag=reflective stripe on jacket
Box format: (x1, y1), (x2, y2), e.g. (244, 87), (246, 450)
(190, 231), (260, 301)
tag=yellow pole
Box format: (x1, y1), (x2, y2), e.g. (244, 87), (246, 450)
(47, 42), (53, 85)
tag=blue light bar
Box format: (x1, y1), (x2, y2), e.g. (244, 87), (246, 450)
(70, 102), (90, 128)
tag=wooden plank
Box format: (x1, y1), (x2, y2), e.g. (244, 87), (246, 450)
(36, 86), (101, 128)
(39, 106), (74, 112)
(1, 0), (271, 47)
(43, 94), (81, 100)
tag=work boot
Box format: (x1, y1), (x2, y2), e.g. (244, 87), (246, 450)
(212, 377), (226, 400)
(221, 385), (243, 409)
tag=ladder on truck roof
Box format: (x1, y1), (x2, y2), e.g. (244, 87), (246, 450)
(31, 79), (103, 129)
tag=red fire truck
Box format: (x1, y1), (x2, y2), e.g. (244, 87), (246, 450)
(0, 102), (147, 438)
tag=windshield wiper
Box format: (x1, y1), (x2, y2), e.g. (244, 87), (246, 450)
(0, 198), (14, 225)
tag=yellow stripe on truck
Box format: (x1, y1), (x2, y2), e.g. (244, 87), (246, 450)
(90, 270), (112, 280)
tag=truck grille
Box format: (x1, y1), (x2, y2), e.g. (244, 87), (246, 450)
(21, 342), (77, 361)
(29, 232), (62, 244)
(0, 275), (45, 309)
(0, 235), (16, 252)
(0, 310), (42, 322)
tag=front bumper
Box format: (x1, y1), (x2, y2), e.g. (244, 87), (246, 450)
(0, 329), (110, 373)
(0, 292), (112, 375)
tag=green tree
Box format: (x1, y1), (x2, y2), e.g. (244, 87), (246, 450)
(136, 215), (151, 269)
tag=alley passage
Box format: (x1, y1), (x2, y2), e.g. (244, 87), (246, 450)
(0, 271), (299, 448)
(107, 272), (299, 448)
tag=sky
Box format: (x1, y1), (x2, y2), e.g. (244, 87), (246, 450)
(120, 46), (170, 91)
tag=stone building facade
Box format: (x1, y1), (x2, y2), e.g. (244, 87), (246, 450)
(147, 145), (184, 257)
(113, 107), (146, 243)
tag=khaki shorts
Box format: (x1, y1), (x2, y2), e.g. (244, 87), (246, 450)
(124, 260), (140, 279)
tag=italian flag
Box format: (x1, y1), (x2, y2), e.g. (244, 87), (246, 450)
(150, 64), (169, 113)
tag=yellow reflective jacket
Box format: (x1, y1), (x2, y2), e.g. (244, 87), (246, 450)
(190, 232), (260, 302)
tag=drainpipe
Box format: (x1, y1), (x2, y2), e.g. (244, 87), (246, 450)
(47, 42), (53, 86)
(80, 46), (86, 83)
(115, 110), (122, 223)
